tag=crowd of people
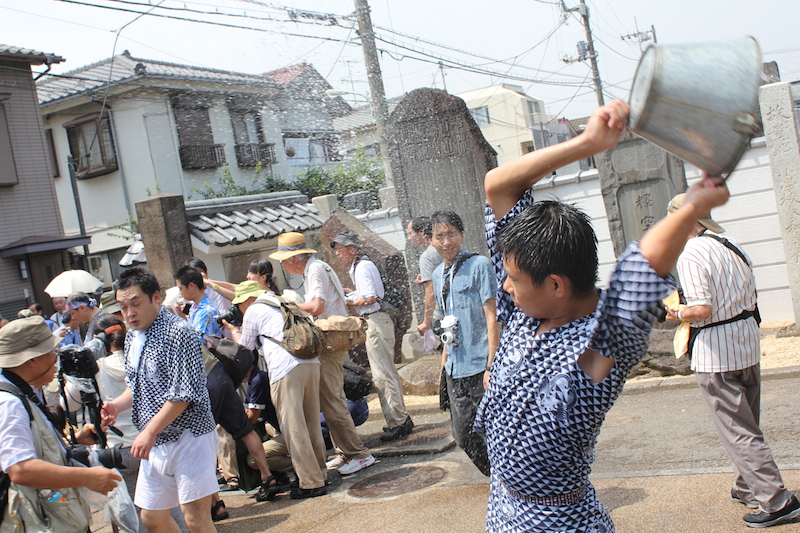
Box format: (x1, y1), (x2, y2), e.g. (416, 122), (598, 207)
(1, 100), (797, 532)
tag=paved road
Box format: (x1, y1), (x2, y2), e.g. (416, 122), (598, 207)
(93, 371), (800, 532)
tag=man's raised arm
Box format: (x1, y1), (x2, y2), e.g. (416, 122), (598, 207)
(485, 100), (629, 219)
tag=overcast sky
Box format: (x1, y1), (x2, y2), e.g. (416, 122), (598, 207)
(2, 0), (799, 119)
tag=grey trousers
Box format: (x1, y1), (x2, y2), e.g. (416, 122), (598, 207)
(445, 371), (490, 476)
(696, 364), (791, 512)
(365, 311), (409, 428)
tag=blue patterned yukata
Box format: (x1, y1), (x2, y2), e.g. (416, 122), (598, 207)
(475, 189), (675, 532)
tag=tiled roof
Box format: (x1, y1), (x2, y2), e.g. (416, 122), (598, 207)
(332, 97), (402, 132)
(0, 45), (63, 65)
(262, 62), (312, 86)
(36, 51), (278, 105)
(185, 191), (325, 248)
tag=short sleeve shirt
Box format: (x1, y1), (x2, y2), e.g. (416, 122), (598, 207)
(124, 307), (215, 446)
(348, 257), (383, 316)
(432, 251), (497, 378)
(188, 294), (223, 339)
(304, 258), (348, 318)
(419, 245), (443, 283)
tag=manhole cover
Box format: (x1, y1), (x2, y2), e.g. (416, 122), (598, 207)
(348, 465), (447, 498)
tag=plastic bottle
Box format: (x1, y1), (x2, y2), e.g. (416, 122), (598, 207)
(39, 489), (66, 503)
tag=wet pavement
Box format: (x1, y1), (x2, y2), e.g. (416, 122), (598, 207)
(93, 366), (800, 532)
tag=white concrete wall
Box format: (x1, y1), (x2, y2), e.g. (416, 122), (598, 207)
(532, 138), (794, 323)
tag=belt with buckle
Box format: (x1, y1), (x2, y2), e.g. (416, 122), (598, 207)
(501, 480), (587, 507)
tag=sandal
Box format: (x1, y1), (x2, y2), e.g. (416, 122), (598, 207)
(255, 475), (280, 502)
(211, 499), (229, 522)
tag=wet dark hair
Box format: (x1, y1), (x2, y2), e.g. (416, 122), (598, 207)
(497, 200), (598, 299)
(185, 258), (208, 274)
(430, 211), (464, 235)
(410, 216), (433, 239)
(174, 265), (205, 290)
(248, 259), (279, 293)
(30, 303), (43, 313)
(114, 267), (160, 299)
(91, 313), (127, 352)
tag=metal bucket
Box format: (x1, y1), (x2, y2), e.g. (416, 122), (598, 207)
(628, 37), (762, 177)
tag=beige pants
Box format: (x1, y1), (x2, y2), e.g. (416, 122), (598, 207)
(319, 348), (370, 459)
(365, 312), (408, 429)
(271, 363), (326, 489)
(216, 425), (238, 482)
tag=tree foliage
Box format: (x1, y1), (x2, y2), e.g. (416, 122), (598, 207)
(191, 162), (290, 200)
(294, 149), (386, 208)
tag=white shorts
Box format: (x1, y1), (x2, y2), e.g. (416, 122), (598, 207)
(134, 430), (219, 510)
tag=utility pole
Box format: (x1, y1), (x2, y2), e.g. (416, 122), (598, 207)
(353, 0), (393, 187)
(621, 20), (657, 53)
(438, 61), (448, 93)
(578, 0), (604, 106)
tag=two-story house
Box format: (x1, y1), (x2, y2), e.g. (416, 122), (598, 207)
(0, 45), (90, 317)
(37, 51), (292, 286)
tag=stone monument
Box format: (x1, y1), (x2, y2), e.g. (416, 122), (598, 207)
(135, 194), (193, 291)
(759, 81), (800, 333)
(595, 131), (688, 256)
(320, 208), (411, 364)
(387, 88), (497, 316)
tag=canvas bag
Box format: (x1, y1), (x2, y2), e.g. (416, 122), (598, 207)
(255, 293), (327, 359)
(315, 315), (368, 353)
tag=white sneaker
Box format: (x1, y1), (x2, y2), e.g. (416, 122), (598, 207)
(337, 454), (376, 475)
(325, 454), (346, 470)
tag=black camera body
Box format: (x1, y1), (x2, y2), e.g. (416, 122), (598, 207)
(58, 345), (99, 380)
(215, 303), (243, 327)
(68, 443), (125, 470)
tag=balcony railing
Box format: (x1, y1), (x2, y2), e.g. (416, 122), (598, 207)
(179, 144), (226, 170)
(234, 143), (277, 167)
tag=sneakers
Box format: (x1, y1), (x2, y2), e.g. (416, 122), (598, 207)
(743, 495), (800, 528)
(731, 488), (759, 509)
(325, 454), (346, 470)
(380, 417), (414, 442)
(337, 454), (376, 475)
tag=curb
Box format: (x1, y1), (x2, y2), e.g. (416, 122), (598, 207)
(622, 364), (800, 396)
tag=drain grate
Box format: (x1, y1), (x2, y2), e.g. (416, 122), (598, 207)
(348, 465), (447, 498)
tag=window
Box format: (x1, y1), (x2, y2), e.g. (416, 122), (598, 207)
(64, 113), (118, 179)
(172, 93), (225, 170)
(45, 129), (60, 178)
(470, 106), (490, 127)
(527, 100), (542, 115)
(282, 137), (336, 166)
(228, 98), (276, 167)
(19, 259), (29, 280)
(0, 101), (19, 186)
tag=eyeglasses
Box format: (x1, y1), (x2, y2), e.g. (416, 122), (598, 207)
(433, 230), (461, 241)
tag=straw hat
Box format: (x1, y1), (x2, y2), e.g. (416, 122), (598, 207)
(268, 232), (317, 261)
(0, 316), (61, 368)
(667, 193), (724, 233)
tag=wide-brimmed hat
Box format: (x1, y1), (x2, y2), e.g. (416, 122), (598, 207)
(231, 280), (266, 305)
(667, 193), (724, 233)
(268, 232), (317, 261)
(0, 316), (61, 368)
(330, 230), (360, 249)
(100, 290), (121, 315)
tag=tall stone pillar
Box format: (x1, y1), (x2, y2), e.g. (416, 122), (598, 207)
(135, 194), (192, 291)
(759, 82), (800, 328)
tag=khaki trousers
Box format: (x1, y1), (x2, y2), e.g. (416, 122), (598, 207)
(696, 364), (790, 513)
(365, 312), (408, 428)
(319, 348), (369, 460)
(271, 363), (326, 489)
(216, 425), (238, 482)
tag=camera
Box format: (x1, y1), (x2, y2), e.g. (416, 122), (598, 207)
(68, 443), (125, 470)
(215, 303), (243, 327)
(58, 344), (100, 380)
(440, 315), (460, 347)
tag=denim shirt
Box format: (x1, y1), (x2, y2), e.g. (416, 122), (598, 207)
(432, 250), (497, 379)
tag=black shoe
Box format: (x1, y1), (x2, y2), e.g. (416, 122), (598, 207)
(211, 500), (228, 522)
(255, 475), (280, 502)
(218, 482), (239, 492)
(290, 486), (328, 499)
(380, 417), (414, 442)
(732, 488), (759, 509)
(743, 495), (800, 528)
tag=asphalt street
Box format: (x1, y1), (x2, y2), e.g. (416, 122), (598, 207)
(92, 370), (800, 533)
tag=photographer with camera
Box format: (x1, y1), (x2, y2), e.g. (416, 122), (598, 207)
(429, 211), (498, 476)
(0, 316), (121, 531)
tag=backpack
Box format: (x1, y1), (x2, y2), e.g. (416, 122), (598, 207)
(342, 360), (374, 400)
(202, 334), (256, 388)
(255, 294), (327, 359)
(354, 257), (408, 314)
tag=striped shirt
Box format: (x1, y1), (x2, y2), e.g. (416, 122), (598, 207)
(677, 234), (760, 373)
